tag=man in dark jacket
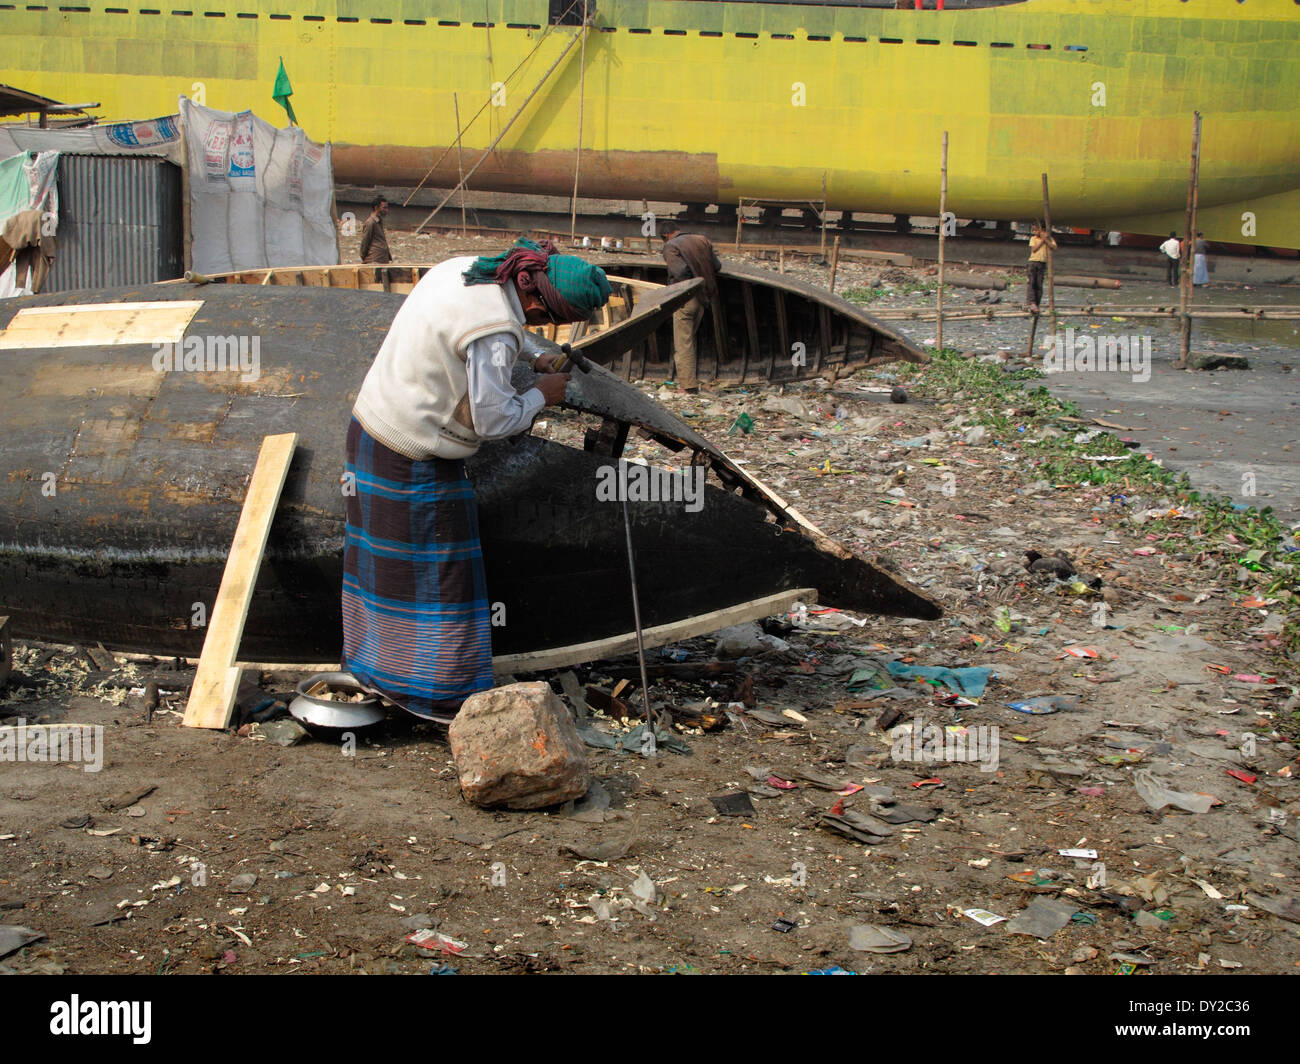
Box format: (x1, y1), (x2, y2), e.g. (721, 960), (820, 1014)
(661, 221), (722, 393)
(360, 197), (392, 265)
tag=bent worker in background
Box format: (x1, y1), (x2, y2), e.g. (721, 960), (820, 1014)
(343, 239), (611, 722)
(661, 221), (722, 394)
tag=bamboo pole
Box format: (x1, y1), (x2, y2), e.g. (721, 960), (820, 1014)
(1041, 172), (1056, 335)
(937, 131), (948, 352)
(1178, 111), (1202, 368)
(569, 6), (589, 242)
(871, 306), (1299, 322)
(829, 235), (840, 294)
(452, 93), (467, 235)
(820, 173), (828, 259)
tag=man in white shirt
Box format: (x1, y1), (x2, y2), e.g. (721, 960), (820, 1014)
(1159, 232), (1182, 287)
(343, 240), (610, 722)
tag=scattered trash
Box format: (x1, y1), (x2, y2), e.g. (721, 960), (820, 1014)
(1006, 898), (1077, 940)
(709, 792), (755, 818)
(819, 807), (895, 844)
(1245, 893), (1300, 924)
(848, 924), (912, 953)
(0, 925), (44, 959)
(1007, 696), (1078, 715)
(886, 662), (992, 698)
(963, 909), (1006, 927)
(1133, 770), (1216, 815)
(771, 918), (798, 933)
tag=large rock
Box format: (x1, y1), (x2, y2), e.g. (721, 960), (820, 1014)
(448, 682), (590, 810)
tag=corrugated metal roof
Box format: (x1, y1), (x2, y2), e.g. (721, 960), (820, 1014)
(45, 154), (183, 292)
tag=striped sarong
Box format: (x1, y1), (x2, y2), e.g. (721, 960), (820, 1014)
(342, 417), (493, 721)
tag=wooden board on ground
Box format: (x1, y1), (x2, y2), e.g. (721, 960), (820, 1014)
(183, 433), (298, 729)
(490, 588), (818, 676)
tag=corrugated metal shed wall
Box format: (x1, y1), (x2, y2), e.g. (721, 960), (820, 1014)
(46, 154), (183, 292)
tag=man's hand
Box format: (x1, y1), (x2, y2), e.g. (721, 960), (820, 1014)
(535, 372), (570, 406)
(533, 352), (564, 374)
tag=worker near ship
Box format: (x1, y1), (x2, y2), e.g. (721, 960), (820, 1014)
(661, 221), (723, 394)
(359, 197), (393, 265)
(1193, 232), (1210, 286)
(1159, 232), (1182, 287)
(342, 239), (611, 722)
(1026, 223), (1056, 312)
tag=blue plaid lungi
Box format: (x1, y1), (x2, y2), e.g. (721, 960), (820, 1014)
(341, 417), (493, 720)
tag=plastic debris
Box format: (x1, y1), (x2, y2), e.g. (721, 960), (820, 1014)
(963, 908), (1006, 927)
(848, 924), (912, 953)
(1133, 770), (1216, 815)
(1007, 696), (1079, 715)
(885, 662), (993, 698)
(1006, 898), (1077, 940)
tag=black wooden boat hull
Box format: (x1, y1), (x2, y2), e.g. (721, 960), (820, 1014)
(0, 283), (939, 663)
(176, 258), (926, 384)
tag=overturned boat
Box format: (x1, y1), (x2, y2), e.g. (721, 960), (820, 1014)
(174, 257), (926, 384)
(0, 280), (940, 670)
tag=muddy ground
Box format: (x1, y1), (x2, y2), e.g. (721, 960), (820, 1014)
(1, 235), (1297, 977)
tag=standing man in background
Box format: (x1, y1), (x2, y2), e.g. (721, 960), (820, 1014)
(1026, 223), (1056, 312)
(661, 220), (722, 394)
(1159, 231), (1181, 287)
(360, 196), (393, 265)
(1193, 232), (1210, 286)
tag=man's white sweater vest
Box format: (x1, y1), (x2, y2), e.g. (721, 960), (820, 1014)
(352, 257), (525, 460)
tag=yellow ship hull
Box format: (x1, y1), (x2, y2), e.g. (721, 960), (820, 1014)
(5, 0), (1299, 246)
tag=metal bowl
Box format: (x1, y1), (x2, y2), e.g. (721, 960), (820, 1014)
(289, 671), (387, 730)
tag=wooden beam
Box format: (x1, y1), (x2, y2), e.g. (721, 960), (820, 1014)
(183, 433), (299, 729)
(0, 615), (10, 689)
(740, 282), (759, 384)
(771, 288), (789, 378)
(228, 589), (821, 679)
(490, 588), (818, 676)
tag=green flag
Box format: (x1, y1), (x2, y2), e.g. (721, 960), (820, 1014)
(272, 57), (297, 125)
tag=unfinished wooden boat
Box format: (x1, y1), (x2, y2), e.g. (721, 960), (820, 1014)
(176, 258), (926, 384)
(0, 282), (939, 669)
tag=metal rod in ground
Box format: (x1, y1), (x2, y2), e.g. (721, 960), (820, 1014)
(621, 495), (656, 731)
(938, 130), (949, 351)
(829, 235), (840, 294)
(1179, 110), (1203, 368)
(1041, 172), (1057, 335)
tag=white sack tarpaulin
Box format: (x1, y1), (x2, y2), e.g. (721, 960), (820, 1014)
(180, 97), (337, 274)
(0, 115), (182, 165)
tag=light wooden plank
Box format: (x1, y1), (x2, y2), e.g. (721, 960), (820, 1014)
(0, 301), (204, 350)
(490, 588), (818, 676)
(183, 433), (299, 729)
(227, 589), (821, 680)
